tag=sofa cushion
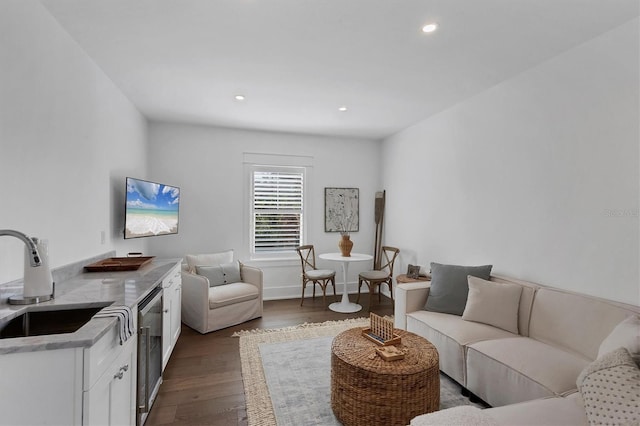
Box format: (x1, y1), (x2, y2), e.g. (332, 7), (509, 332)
(410, 310), (517, 346)
(577, 347), (640, 426)
(209, 282), (259, 309)
(410, 406), (498, 426)
(529, 288), (637, 360)
(462, 276), (522, 334)
(424, 263), (492, 316)
(484, 392), (588, 426)
(412, 394), (589, 426)
(196, 261), (241, 287)
(185, 249), (234, 273)
(491, 276), (539, 337)
(466, 337), (590, 406)
(407, 310), (515, 385)
(597, 315), (640, 363)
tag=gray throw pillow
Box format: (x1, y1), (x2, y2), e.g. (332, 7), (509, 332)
(424, 262), (493, 316)
(196, 261), (242, 287)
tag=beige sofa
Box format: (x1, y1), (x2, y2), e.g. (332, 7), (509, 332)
(181, 250), (263, 334)
(395, 274), (640, 425)
(410, 393), (589, 426)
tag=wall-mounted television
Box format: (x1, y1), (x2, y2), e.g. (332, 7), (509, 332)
(124, 177), (180, 239)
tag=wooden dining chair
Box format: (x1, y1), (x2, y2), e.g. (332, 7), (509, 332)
(296, 245), (337, 308)
(356, 246), (400, 311)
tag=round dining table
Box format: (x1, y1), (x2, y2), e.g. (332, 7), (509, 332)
(318, 252), (373, 313)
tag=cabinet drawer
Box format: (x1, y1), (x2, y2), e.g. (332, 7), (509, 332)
(84, 324), (119, 390)
(83, 336), (136, 425)
(83, 308), (138, 390)
(162, 264), (182, 289)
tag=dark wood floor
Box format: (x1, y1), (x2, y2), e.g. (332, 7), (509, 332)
(146, 293), (394, 425)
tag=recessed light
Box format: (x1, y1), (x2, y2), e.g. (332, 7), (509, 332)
(234, 95), (245, 101)
(338, 106), (348, 112)
(422, 23), (438, 33)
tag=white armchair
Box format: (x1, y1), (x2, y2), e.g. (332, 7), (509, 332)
(181, 254), (263, 334)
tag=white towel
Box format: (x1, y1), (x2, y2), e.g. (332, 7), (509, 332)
(94, 305), (134, 345)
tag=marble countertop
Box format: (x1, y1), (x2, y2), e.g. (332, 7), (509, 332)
(0, 258), (181, 355)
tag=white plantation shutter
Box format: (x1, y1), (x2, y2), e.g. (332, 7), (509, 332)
(252, 168), (304, 253)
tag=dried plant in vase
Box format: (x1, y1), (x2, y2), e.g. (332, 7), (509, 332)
(334, 212), (353, 256)
(325, 188), (359, 256)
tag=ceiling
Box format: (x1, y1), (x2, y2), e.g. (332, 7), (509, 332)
(40, 0), (638, 140)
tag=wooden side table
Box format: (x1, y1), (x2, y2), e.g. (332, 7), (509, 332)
(331, 327), (440, 426)
(396, 273), (430, 284)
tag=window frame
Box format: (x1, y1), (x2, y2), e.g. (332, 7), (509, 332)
(249, 164), (307, 259)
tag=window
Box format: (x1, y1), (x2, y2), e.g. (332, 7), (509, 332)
(251, 166), (305, 254)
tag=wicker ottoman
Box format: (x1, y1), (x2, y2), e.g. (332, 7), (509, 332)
(331, 328), (439, 426)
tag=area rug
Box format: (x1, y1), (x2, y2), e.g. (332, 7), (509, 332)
(237, 318), (484, 426)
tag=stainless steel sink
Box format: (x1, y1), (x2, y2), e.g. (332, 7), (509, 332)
(0, 304), (111, 339)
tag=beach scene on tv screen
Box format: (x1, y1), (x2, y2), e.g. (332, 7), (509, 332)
(125, 178), (179, 238)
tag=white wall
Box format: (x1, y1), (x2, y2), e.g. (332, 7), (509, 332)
(147, 122), (381, 299)
(3, 1), (636, 306)
(0, 1), (148, 284)
(382, 18), (639, 304)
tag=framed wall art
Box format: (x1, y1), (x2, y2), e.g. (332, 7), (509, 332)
(325, 187), (359, 233)
(407, 264), (421, 279)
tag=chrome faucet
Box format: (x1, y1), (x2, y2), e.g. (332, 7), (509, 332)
(0, 229), (42, 267)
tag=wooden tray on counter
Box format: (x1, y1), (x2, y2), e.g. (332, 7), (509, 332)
(84, 256), (155, 272)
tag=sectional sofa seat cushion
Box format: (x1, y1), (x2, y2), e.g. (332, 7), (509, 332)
(577, 347), (640, 426)
(597, 315), (640, 363)
(462, 276), (523, 334)
(407, 310), (515, 385)
(425, 262), (493, 316)
(466, 337), (591, 407)
(409, 406), (498, 426)
(411, 393), (588, 426)
(483, 393), (587, 426)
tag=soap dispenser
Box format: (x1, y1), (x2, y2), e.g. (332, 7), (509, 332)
(9, 237), (55, 304)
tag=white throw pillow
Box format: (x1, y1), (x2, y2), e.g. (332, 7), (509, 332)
(577, 347), (640, 426)
(461, 276), (522, 334)
(598, 315), (640, 363)
(196, 261), (242, 287)
(185, 249), (234, 273)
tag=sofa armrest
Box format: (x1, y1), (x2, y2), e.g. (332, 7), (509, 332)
(181, 270), (211, 334)
(240, 264), (263, 291)
(394, 282), (430, 330)
(241, 264), (264, 314)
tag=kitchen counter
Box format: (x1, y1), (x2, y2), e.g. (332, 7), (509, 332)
(0, 258), (181, 355)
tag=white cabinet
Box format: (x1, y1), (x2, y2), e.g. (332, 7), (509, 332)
(83, 337), (136, 426)
(0, 259), (182, 426)
(162, 264), (182, 370)
(0, 347), (83, 425)
(0, 320), (137, 426)
(83, 313), (137, 426)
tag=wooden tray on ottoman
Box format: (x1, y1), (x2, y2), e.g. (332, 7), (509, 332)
(375, 345), (406, 361)
(84, 256), (154, 272)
